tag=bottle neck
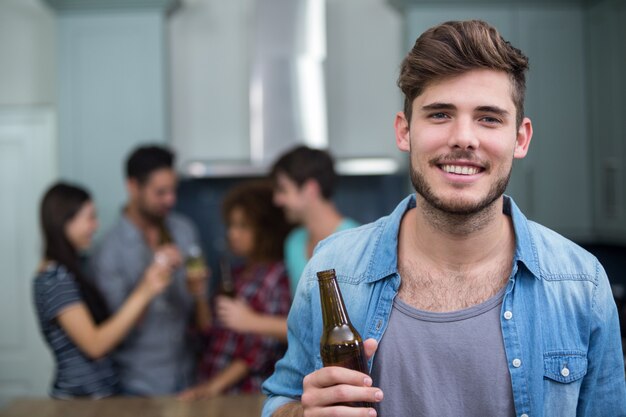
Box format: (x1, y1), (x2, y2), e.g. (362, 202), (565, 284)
(158, 221), (172, 245)
(319, 277), (350, 328)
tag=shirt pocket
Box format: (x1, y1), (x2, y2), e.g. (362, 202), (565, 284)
(543, 351), (588, 383)
(542, 351), (588, 416)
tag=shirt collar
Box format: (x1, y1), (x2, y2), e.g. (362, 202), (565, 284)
(365, 194), (541, 283)
(364, 194), (414, 282)
(503, 195), (541, 279)
(119, 212), (145, 242)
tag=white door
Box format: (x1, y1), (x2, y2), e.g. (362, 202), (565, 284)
(0, 106), (56, 406)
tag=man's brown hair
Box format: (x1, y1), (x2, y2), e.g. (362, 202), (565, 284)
(398, 20), (529, 127)
(270, 145), (337, 200)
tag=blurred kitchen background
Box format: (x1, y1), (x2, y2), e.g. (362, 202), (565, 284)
(0, 0), (624, 406)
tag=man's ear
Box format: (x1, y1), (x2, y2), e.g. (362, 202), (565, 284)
(514, 117), (533, 159)
(127, 178), (139, 199)
(302, 178), (321, 199)
(395, 111), (410, 153)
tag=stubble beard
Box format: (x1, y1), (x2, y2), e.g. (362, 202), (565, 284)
(409, 157), (512, 235)
(138, 202), (167, 225)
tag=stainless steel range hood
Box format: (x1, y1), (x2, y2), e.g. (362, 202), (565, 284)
(184, 0), (399, 178)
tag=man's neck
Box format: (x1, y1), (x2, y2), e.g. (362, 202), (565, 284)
(406, 195), (513, 272)
(301, 199), (344, 251)
(125, 204), (166, 250)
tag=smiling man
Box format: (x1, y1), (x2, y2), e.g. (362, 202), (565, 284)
(90, 145), (206, 396)
(262, 20), (626, 417)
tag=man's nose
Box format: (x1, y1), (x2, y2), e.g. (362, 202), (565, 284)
(164, 192), (177, 207)
(447, 117), (479, 150)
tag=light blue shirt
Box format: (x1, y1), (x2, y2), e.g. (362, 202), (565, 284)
(262, 194), (626, 417)
(284, 218), (359, 296)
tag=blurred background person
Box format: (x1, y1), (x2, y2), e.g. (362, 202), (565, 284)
(217, 146), (359, 342)
(33, 182), (173, 399)
(179, 180), (291, 400)
(271, 146), (359, 293)
(89, 145), (208, 396)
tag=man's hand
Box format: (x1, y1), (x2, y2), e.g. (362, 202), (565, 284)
(142, 249), (176, 297)
(158, 244), (182, 269)
(298, 338), (382, 416)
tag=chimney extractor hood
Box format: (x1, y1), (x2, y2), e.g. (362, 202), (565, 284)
(183, 0), (400, 178)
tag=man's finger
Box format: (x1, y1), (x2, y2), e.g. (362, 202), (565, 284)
(302, 382), (382, 410)
(364, 338), (378, 359)
(304, 366), (371, 390)
(323, 384), (382, 406)
(309, 404), (378, 417)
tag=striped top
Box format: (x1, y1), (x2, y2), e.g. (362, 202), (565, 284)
(32, 264), (119, 398)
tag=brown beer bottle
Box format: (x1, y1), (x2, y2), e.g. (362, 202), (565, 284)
(158, 220), (173, 245)
(219, 256), (236, 298)
(317, 269), (372, 408)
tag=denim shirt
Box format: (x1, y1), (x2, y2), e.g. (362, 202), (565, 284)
(262, 195), (626, 417)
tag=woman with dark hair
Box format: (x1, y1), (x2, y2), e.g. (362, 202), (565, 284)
(33, 182), (174, 398)
(179, 180), (292, 400)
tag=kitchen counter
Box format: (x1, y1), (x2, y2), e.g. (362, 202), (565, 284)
(0, 394), (265, 417)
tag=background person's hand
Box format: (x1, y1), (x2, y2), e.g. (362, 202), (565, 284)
(178, 381), (221, 401)
(158, 244), (183, 269)
(300, 338), (382, 416)
(186, 264), (209, 298)
(141, 252), (175, 297)
(215, 296), (257, 333)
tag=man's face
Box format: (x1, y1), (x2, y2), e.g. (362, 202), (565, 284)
(132, 168), (178, 223)
(395, 69), (532, 215)
(273, 172), (308, 223)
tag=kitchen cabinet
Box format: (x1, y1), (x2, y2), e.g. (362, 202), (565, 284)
(587, 0), (626, 243)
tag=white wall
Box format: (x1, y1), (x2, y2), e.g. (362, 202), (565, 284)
(0, 0), (58, 406)
(57, 11), (169, 232)
(0, 0), (57, 105)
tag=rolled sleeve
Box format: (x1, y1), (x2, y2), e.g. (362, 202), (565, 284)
(262, 267), (318, 413)
(262, 394), (298, 417)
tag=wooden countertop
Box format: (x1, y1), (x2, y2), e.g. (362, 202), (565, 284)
(0, 394), (266, 417)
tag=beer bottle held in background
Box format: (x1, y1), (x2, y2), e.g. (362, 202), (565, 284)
(317, 269), (372, 408)
(185, 245), (206, 273)
(158, 220), (173, 246)
(185, 244), (208, 296)
(219, 255), (236, 298)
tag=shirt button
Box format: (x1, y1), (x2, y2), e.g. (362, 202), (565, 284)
(503, 310), (513, 320)
(376, 319), (382, 330)
(512, 358), (522, 368)
(561, 367), (570, 377)
(521, 414), (529, 417)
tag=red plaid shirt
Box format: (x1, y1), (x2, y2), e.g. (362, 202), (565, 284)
(198, 261), (291, 393)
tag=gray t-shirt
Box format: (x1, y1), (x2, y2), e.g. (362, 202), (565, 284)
(89, 212), (199, 395)
(371, 287), (515, 417)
